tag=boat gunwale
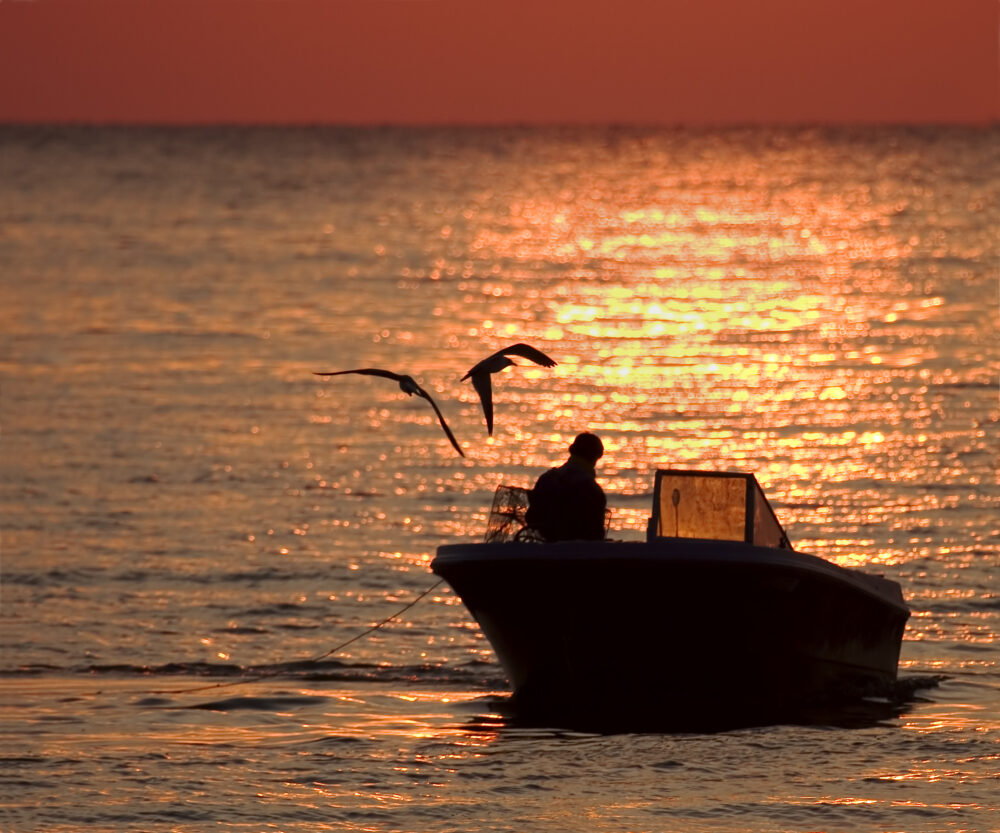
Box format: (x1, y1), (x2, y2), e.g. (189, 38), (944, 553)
(433, 539), (909, 616)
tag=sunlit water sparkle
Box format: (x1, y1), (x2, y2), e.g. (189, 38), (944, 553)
(1, 125), (998, 832)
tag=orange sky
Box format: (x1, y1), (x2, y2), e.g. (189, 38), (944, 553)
(1, 0), (997, 125)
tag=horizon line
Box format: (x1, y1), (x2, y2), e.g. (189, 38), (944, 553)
(3, 118), (998, 130)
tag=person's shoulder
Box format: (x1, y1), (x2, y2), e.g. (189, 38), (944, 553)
(533, 467), (560, 487)
(560, 463), (594, 482)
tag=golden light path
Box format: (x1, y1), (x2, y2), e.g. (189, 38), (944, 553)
(299, 160), (993, 579)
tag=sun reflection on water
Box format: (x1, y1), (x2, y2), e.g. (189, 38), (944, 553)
(423, 150), (997, 557)
(2, 128), (997, 833)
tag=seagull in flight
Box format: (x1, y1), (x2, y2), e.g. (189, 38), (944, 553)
(462, 343), (557, 436)
(313, 368), (465, 457)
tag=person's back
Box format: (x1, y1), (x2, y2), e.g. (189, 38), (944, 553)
(525, 433), (606, 542)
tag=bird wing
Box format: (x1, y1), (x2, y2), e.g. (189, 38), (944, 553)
(501, 343), (557, 367)
(415, 388), (466, 457)
(312, 368), (404, 381)
(470, 372), (495, 437)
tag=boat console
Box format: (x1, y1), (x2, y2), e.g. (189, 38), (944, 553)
(648, 469), (791, 548)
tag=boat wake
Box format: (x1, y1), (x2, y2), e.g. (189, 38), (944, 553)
(493, 674), (948, 733)
(3, 657), (507, 690)
(4, 661), (944, 733)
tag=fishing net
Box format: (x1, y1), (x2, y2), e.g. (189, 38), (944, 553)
(483, 484), (542, 543)
(483, 484), (609, 542)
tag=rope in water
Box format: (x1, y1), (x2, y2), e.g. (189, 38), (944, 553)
(140, 578), (445, 696)
(305, 578), (444, 664)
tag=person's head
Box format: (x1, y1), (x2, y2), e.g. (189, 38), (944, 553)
(568, 432), (604, 464)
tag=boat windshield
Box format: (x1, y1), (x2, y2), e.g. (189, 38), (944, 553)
(651, 470), (790, 548)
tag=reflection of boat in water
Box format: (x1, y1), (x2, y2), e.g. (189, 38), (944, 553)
(432, 470), (911, 729)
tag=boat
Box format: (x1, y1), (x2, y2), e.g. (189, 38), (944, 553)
(432, 469), (911, 729)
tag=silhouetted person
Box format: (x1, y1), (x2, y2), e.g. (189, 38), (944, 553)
(525, 432), (606, 542)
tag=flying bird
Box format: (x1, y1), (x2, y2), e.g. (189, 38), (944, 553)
(313, 368), (465, 457)
(461, 343), (557, 436)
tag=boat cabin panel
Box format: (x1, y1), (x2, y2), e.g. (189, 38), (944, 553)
(650, 470), (791, 549)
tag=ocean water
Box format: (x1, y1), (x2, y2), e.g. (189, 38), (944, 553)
(1, 125), (998, 832)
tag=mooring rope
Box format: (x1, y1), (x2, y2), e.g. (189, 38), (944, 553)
(139, 578), (445, 696)
(304, 578), (444, 664)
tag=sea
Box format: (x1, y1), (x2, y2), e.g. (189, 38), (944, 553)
(1, 125), (997, 832)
